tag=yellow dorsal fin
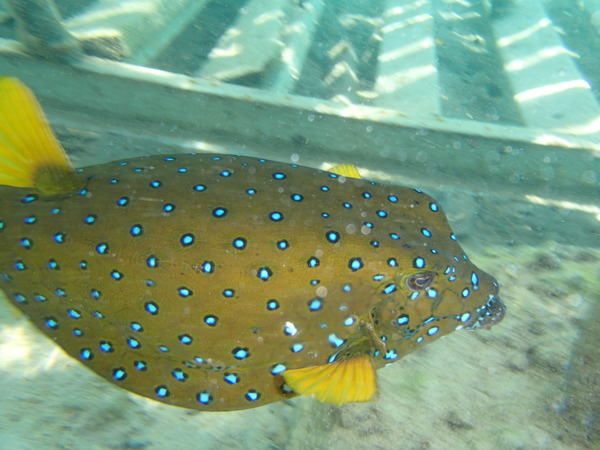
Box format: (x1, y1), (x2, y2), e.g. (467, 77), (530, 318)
(329, 163), (362, 179)
(282, 355), (376, 405)
(0, 77), (83, 196)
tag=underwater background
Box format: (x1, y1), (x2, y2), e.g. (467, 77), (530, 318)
(0, 0), (598, 448)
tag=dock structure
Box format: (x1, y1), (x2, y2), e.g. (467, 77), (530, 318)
(0, 0), (597, 206)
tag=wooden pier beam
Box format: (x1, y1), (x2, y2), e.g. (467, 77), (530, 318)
(0, 43), (597, 206)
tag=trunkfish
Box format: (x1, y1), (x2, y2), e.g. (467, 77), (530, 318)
(0, 77), (506, 411)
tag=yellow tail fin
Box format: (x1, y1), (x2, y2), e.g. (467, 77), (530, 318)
(0, 77), (83, 196)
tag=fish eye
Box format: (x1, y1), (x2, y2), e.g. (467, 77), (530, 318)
(405, 272), (436, 291)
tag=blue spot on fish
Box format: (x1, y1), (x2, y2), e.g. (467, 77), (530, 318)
(180, 233), (194, 246)
(130, 224), (143, 236)
(308, 299), (323, 311)
(232, 347), (250, 359)
(197, 391), (212, 404)
(245, 390), (260, 401)
(269, 211), (283, 221)
(271, 364), (286, 375)
(348, 258), (363, 271)
(156, 386), (169, 398)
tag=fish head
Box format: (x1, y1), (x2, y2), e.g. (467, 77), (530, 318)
(368, 191), (505, 361)
(398, 262), (505, 331)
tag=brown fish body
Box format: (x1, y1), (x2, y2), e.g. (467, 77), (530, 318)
(0, 153), (504, 410)
(0, 77), (505, 411)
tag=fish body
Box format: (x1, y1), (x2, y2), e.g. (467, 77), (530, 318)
(0, 78), (505, 411)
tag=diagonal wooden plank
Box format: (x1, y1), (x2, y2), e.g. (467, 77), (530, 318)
(65, 0), (206, 61)
(374, 0), (440, 116)
(198, 0), (294, 82)
(493, 0), (600, 137)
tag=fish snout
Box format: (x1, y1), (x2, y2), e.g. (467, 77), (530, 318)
(465, 295), (506, 331)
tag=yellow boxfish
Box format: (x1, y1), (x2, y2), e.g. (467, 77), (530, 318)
(0, 77), (505, 411)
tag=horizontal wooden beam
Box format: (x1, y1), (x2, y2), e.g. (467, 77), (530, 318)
(0, 41), (598, 207)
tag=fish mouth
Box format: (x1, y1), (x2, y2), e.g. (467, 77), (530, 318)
(465, 295), (506, 330)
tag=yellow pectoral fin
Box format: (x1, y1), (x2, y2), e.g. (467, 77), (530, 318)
(0, 77), (82, 195)
(328, 163), (362, 179)
(282, 355), (376, 406)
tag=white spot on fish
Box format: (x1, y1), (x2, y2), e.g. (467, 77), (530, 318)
(316, 286), (328, 298)
(284, 322), (298, 336)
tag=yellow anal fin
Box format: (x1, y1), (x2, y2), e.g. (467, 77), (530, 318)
(0, 77), (83, 196)
(329, 163), (362, 179)
(282, 354), (376, 405)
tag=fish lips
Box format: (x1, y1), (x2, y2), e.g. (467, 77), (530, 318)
(465, 295), (506, 331)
